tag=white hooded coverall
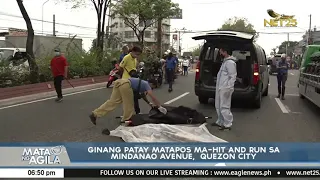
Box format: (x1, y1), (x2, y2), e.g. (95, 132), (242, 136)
(215, 56), (237, 127)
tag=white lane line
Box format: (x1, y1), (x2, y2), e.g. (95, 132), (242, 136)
(286, 94), (299, 96)
(290, 73), (294, 75)
(275, 98), (289, 113)
(0, 87), (105, 110)
(164, 92), (190, 104)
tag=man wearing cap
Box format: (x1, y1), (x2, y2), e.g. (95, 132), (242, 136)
(276, 54), (289, 100)
(50, 48), (68, 102)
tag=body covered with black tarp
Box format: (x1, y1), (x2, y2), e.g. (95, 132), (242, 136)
(128, 106), (207, 126)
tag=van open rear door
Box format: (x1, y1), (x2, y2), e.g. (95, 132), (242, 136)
(192, 31), (255, 42)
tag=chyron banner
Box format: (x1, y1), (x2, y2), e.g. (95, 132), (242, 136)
(264, 9), (297, 27)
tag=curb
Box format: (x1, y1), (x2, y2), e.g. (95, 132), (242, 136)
(0, 82), (107, 108)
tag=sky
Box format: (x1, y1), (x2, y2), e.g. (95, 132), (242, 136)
(0, 0), (319, 55)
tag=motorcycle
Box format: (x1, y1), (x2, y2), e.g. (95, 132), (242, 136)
(106, 68), (120, 88)
(137, 62), (145, 79)
(147, 62), (163, 88)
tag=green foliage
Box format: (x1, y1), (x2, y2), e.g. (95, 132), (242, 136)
(0, 49), (121, 88)
(0, 61), (30, 87)
(218, 17), (259, 40)
(138, 48), (160, 80)
(112, 0), (180, 46)
(277, 41), (299, 57)
(192, 46), (201, 57)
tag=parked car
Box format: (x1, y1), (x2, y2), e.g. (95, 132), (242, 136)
(192, 31), (270, 108)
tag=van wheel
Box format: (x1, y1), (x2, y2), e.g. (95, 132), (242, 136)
(253, 91), (262, 109)
(262, 84), (269, 96)
(198, 96), (209, 104)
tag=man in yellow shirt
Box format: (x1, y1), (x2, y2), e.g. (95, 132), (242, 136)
(119, 46), (141, 79)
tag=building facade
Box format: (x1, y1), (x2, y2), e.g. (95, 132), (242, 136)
(108, 13), (171, 51)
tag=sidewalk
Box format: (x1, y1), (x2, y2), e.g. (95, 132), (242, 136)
(0, 77), (108, 107)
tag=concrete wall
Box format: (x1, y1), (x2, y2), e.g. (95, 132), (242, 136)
(5, 35), (82, 58)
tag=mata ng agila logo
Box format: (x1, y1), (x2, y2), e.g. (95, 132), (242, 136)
(264, 9), (297, 27)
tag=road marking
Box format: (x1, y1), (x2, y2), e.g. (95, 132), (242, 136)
(290, 73), (294, 75)
(275, 98), (289, 113)
(0, 87), (105, 110)
(164, 92), (190, 104)
(286, 94), (299, 96)
(284, 105), (291, 113)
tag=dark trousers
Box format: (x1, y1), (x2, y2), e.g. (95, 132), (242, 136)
(166, 68), (174, 89)
(277, 74), (287, 96)
(133, 93), (140, 114)
(54, 75), (64, 98)
(183, 66), (188, 75)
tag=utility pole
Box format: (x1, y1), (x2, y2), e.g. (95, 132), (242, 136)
(156, 19), (163, 57)
(286, 33), (289, 56)
(308, 14), (312, 44)
(53, 14), (56, 36)
(176, 27), (187, 57)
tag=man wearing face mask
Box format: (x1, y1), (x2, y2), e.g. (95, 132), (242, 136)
(276, 54), (288, 100)
(212, 47), (237, 131)
(50, 48), (68, 102)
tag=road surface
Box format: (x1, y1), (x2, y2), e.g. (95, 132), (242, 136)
(1, 70), (320, 143)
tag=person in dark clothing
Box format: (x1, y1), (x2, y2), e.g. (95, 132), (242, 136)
(276, 54), (289, 100)
(165, 52), (176, 92)
(119, 46), (129, 63)
(50, 48), (68, 102)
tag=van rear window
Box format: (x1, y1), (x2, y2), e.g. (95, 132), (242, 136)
(202, 45), (251, 62)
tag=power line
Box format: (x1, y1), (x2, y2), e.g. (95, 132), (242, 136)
(0, 11), (96, 30)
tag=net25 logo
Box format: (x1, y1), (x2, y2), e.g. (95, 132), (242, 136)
(21, 146), (63, 165)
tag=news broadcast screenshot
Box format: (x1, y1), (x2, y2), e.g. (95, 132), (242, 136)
(1, 0), (320, 178)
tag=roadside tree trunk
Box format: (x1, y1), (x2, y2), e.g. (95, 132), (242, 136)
(156, 19), (162, 57)
(16, 0), (39, 83)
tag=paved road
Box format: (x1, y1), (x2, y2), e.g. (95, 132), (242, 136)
(1, 70), (320, 143)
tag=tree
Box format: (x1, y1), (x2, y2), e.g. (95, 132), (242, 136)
(277, 41), (299, 57)
(218, 17), (259, 40)
(192, 46), (201, 57)
(58, 0), (111, 58)
(16, 0), (39, 83)
(270, 47), (277, 55)
(112, 0), (179, 49)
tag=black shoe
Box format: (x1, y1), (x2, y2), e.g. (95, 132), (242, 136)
(55, 97), (63, 102)
(168, 88), (172, 92)
(219, 126), (231, 131)
(212, 123), (221, 127)
(89, 113), (97, 125)
(281, 96), (285, 100)
(277, 94), (281, 98)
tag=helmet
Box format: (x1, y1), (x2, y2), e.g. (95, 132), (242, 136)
(139, 62), (145, 66)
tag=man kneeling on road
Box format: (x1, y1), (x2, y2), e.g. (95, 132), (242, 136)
(89, 78), (167, 125)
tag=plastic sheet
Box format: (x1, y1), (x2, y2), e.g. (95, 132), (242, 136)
(110, 123), (227, 143)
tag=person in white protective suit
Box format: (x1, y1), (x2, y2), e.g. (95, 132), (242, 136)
(213, 47), (237, 130)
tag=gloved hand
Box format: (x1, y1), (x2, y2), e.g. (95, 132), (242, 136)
(158, 106), (167, 114)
